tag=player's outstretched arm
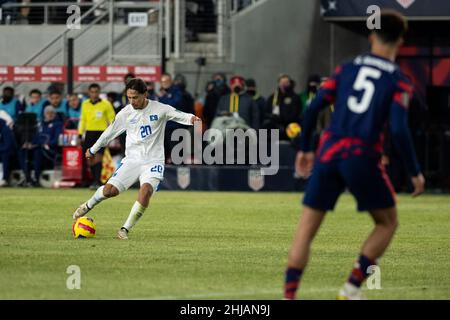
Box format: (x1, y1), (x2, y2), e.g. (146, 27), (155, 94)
(165, 104), (200, 126)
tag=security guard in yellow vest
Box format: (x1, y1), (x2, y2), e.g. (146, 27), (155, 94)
(78, 83), (115, 189)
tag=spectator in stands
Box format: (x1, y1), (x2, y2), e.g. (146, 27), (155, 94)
(25, 89), (46, 122)
(79, 83), (115, 189)
(65, 93), (84, 129)
(0, 118), (16, 186)
(44, 88), (67, 120)
(15, 0), (30, 25)
(18, 105), (62, 187)
(120, 72), (136, 111)
(146, 81), (156, 100)
(215, 75), (260, 129)
(157, 73), (183, 163)
(0, 86), (22, 121)
(264, 74), (302, 140)
(106, 91), (122, 113)
(0, 0), (18, 24)
(67, 93), (83, 119)
(301, 76), (333, 149)
(203, 72), (230, 128)
(245, 78), (265, 128)
(157, 73), (182, 107)
(299, 74), (321, 116)
(174, 73), (195, 115)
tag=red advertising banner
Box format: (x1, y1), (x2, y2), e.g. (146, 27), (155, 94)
(105, 65), (132, 82)
(0, 66), (11, 81)
(1, 65), (161, 82)
(74, 65), (105, 82)
(13, 66), (39, 81)
(133, 65), (161, 82)
(41, 65), (67, 82)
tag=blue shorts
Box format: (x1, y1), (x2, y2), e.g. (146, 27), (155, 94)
(303, 156), (396, 212)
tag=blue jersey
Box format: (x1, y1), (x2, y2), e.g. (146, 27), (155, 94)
(300, 53), (420, 176)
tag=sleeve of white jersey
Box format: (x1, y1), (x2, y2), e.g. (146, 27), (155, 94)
(90, 111), (126, 154)
(165, 104), (193, 125)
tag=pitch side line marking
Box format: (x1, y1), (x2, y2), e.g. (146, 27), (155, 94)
(129, 286), (448, 300)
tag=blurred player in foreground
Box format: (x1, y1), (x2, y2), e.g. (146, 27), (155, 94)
(73, 78), (201, 239)
(284, 10), (425, 300)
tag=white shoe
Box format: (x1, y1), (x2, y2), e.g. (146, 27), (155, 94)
(337, 283), (367, 300)
(0, 179), (7, 187)
(72, 202), (91, 220)
(117, 228), (129, 240)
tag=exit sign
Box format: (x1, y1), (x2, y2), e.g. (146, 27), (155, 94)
(128, 13), (148, 27)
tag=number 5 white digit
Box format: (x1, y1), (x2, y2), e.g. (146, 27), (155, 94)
(348, 66), (382, 114)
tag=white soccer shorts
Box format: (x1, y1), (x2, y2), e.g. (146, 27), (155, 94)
(107, 160), (164, 194)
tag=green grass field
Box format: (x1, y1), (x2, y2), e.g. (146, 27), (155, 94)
(0, 188), (449, 300)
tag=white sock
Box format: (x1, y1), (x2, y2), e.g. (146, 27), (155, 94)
(87, 186), (106, 209)
(122, 201), (147, 231)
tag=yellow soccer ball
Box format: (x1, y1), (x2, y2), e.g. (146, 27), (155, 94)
(72, 217), (96, 239)
(286, 122), (302, 139)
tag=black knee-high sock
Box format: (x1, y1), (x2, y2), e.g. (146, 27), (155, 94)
(91, 162), (102, 184)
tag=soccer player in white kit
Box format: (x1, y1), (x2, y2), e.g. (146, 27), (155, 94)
(72, 78), (201, 239)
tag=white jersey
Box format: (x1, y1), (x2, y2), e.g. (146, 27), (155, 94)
(90, 99), (193, 164)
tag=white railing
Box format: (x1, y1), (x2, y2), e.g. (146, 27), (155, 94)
(0, 1), (164, 91)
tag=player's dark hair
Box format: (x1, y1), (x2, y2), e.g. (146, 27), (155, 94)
(88, 83), (101, 91)
(29, 89), (42, 96)
(125, 78), (147, 94)
(124, 72), (136, 81)
(3, 86), (14, 94)
(374, 10), (408, 44)
(48, 88), (61, 96)
(278, 74), (291, 82)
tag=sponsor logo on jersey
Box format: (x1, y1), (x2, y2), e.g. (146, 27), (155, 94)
(149, 115), (158, 121)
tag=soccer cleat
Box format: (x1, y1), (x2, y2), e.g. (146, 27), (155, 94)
(72, 202), (91, 220)
(337, 283), (367, 300)
(117, 227), (129, 240)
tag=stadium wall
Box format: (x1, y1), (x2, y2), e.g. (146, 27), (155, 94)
(0, 25), (159, 65)
(231, 0), (368, 96)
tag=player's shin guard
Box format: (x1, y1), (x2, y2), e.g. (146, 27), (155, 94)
(347, 254), (376, 288)
(284, 267), (303, 300)
(87, 186), (106, 209)
(122, 201), (147, 231)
